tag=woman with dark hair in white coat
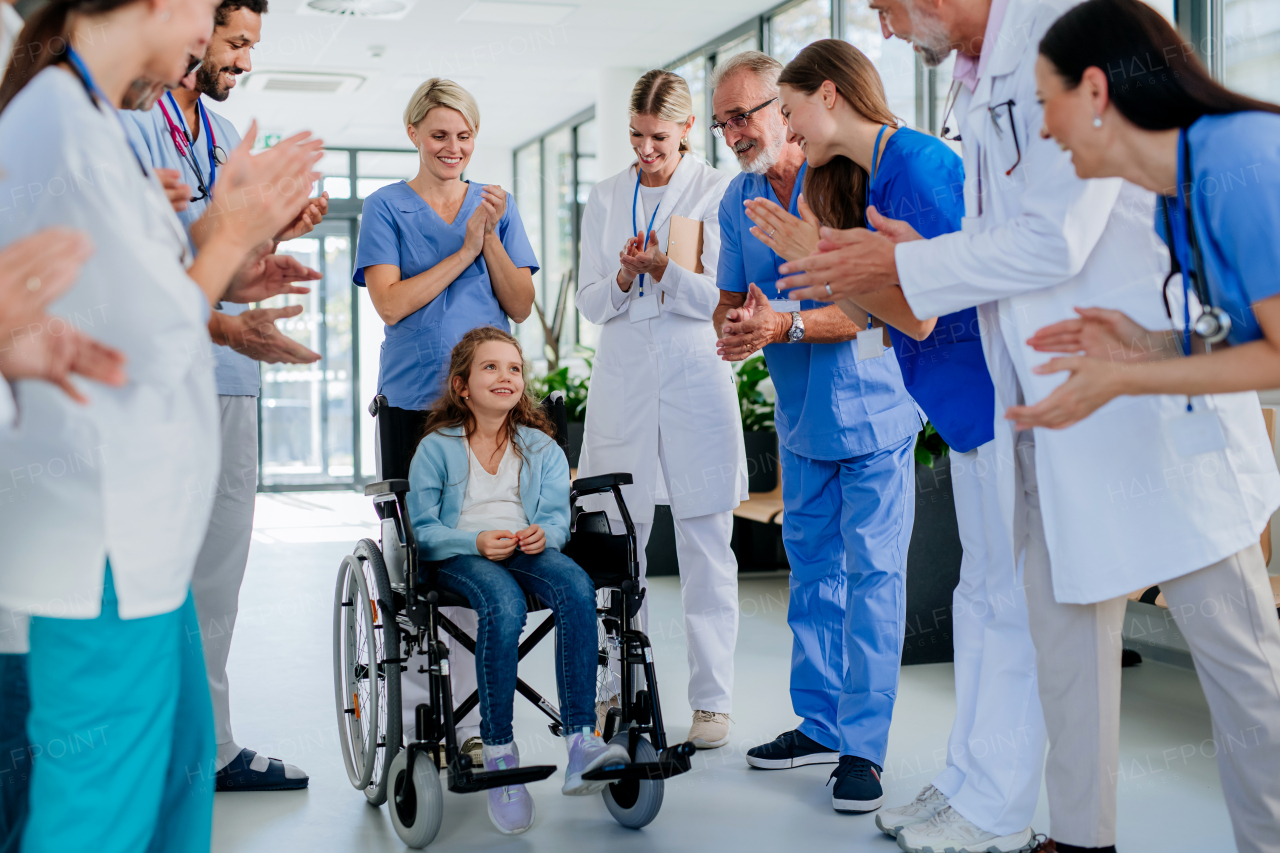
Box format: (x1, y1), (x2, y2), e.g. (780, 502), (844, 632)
(576, 69), (747, 750)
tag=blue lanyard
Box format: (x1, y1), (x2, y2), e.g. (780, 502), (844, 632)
(631, 169), (663, 297)
(64, 46), (148, 176)
(870, 124), (888, 183)
(862, 124), (888, 326)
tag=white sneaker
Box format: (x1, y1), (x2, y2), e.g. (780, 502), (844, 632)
(562, 729), (629, 796)
(896, 805), (1033, 853)
(688, 710), (731, 749)
(876, 784), (949, 838)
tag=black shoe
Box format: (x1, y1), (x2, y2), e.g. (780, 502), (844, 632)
(745, 729), (839, 769)
(828, 755), (883, 813)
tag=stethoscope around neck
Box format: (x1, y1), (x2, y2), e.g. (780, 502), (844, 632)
(158, 91), (227, 203)
(1160, 129), (1231, 353)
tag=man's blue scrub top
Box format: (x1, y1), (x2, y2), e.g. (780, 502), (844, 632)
(718, 162), (919, 461)
(354, 180), (539, 410)
(872, 127), (994, 454)
(1159, 112), (1280, 347)
(124, 98), (260, 397)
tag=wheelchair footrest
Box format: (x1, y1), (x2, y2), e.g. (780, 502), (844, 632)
(581, 742), (695, 782)
(448, 764), (557, 793)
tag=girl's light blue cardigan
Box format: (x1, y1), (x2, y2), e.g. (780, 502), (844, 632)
(406, 424), (571, 561)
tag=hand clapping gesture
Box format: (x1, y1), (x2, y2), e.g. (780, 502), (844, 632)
(744, 194), (821, 263)
(617, 229), (668, 291)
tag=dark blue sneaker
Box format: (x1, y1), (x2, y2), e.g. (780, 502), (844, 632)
(745, 729), (839, 769)
(828, 754), (883, 813)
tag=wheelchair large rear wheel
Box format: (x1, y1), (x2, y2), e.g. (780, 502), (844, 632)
(333, 540), (403, 803)
(602, 732), (663, 829)
(387, 749), (443, 849)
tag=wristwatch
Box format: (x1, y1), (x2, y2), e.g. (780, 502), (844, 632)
(786, 311), (805, 343)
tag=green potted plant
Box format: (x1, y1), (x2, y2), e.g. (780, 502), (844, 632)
(529, 350), (592, 467)
(734, 355), (779, 492)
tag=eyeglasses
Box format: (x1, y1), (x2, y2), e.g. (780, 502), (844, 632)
(939, 82), (1023, 177)
(710, 98), (778, 139)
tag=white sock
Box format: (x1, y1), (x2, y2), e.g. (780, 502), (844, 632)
(215, 739), (243, 773)
(215, 739), (308, 780)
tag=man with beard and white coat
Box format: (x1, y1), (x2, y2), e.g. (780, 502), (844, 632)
(124, 0), (329, 792)
(781, 1), (1280, 851)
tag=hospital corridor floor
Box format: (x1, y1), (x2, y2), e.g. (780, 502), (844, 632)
(214, 492), (1237, 852)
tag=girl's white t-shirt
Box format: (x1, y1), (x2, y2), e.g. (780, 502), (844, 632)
(456, 441), (529, 534)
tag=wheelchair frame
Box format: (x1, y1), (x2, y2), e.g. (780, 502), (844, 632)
(335, 394), (694, 846)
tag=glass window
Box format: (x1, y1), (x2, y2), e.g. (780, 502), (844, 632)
(356, 151), (419, 198)
(542, 127), (574, 355)
(576, 119), (598, 205)
(261, 223), (355, 486)
(669, 55), (709, 162)
(514, 142), (544, 358)
(843, 0), (921, 129)
(711, 33), (760, 173)
(1225, 0), (1280, 101)
(317, 150), (351, 200)
(769, 0), (832, 65)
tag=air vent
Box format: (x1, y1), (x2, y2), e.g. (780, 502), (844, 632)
(242, 72), (366, 94)
(301, 0), (415, 19)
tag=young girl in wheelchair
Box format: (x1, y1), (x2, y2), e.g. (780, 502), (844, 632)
(406, 326), (630, 834)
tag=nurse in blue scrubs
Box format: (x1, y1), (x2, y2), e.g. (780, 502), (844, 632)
(355, 78), (538, 479)
(710, 48), (920, 815)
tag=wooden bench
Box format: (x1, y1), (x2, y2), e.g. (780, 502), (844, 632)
(733, 482), (785, 526)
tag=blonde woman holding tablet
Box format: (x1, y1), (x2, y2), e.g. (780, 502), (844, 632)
(576, 69), (746, 750)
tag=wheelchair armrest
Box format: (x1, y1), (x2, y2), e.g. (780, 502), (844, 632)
(571, 473), (633, 496)
(365, 479), (410, 497)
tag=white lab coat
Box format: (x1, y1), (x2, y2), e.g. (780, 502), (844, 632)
(0, 68), (220, 620)
(896, 0), (1280, 605)
(576, 155), (747, 524)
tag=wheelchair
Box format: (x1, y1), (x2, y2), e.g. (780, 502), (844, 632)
(332, 393), (695, 847)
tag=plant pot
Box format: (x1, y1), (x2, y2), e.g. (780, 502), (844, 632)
(901, 454), (963, 666)
(566, 421), (584, 468)
(743, 431), (779, 493)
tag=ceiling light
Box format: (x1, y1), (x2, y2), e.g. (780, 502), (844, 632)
(301, 0), (415, 19)
(242, 72), (366, 94)
(457, 0), (576, 25)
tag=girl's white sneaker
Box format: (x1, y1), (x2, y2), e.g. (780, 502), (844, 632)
(562, 729), (629, 796)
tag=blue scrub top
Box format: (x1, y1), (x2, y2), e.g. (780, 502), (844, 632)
(1158, 112), (1280, 347)
(718, 163), (919, 461)
(123, 99), (260, 397)
(872, 127), (994, 454)
(355, 180), (539, 410)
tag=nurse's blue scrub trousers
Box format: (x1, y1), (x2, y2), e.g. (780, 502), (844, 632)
(781, 435), (915, 767)
(0, 654), (30, 853)
(22, 566), (214, 853)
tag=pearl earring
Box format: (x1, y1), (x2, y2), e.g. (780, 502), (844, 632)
(1092, 115), (1103, 128)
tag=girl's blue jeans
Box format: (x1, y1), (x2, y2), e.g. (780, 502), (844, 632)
(431, 548), (597, 745)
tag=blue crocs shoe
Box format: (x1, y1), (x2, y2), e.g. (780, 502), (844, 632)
(562, 729), (629, 796)
(745, 729), (839, 769)
(215, 748), (308, 792)
(828, 754), (884, 813)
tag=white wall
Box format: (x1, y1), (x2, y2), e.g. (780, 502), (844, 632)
(597, 67), (647, 178)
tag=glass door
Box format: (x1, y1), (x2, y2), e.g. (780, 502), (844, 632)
(259, 218), (360, 488)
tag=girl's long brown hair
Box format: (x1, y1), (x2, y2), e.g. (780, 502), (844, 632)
(420, 326), (555, 477)
(777, 39), (898, 229)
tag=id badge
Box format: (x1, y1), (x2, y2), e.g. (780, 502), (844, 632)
(856, 327), (887, 361)
(629, 293), (660, 323)
(769, 299), (796, 314)
(1169, 409), (1227, 457)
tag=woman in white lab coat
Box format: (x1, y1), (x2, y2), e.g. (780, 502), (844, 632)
(0, 0), (318, 845)
(576, 69), (746, 749)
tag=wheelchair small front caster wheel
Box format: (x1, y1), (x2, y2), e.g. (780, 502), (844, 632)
(602, 733), (663, 829)
(387, 750), (443, 849)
